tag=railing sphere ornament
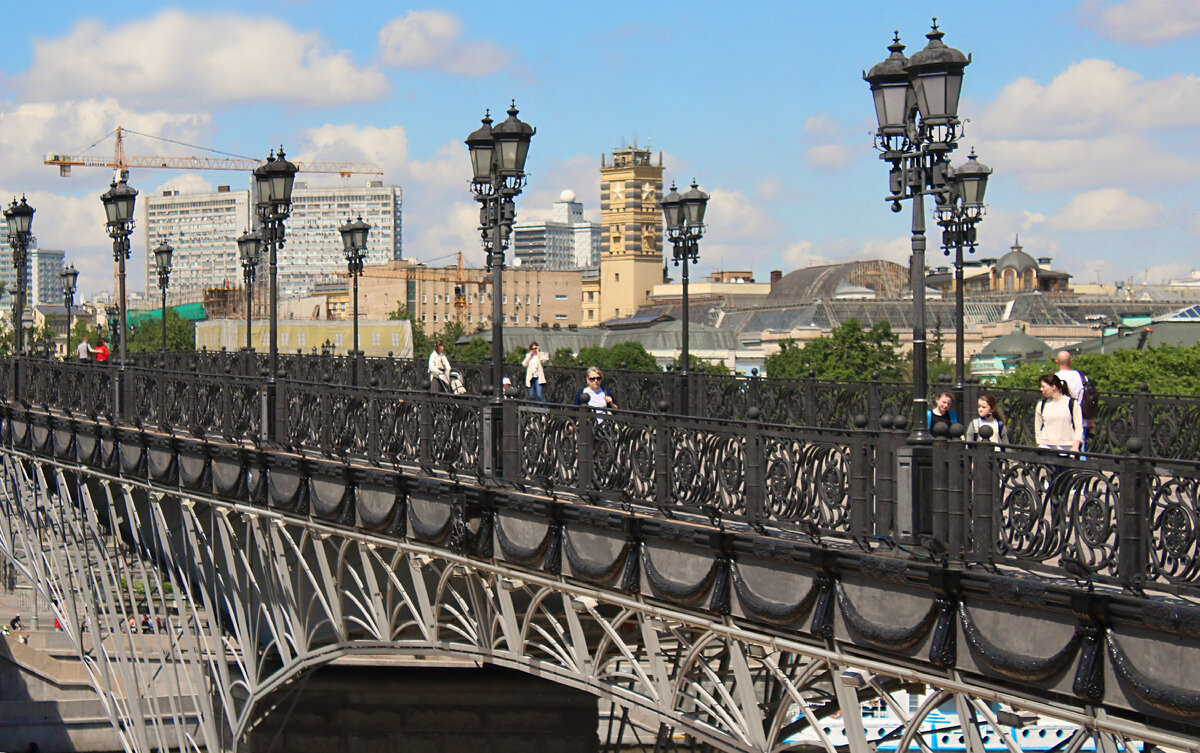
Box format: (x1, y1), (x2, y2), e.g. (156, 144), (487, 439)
(949, 422), (964, 438)
(932, 420), (948, 437)
(893, 414), (908, 429)
(978, 423), (993, 439)
(1127, 436), (1145, 455)
(657, 400), (671, 413)
(747, 406), (760, 420)
(854, 414), (869, 428)
(880, 413), (893, 429)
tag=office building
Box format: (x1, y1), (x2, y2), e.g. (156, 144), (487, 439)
(513, 190), (601, 270)
(598, 145), (665, 322)
(0, 239), (65, 314)
(144, 181), (402, 302)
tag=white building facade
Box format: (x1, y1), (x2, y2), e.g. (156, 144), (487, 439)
(513, 190), (600, 270)
(144, 181), (402, 302)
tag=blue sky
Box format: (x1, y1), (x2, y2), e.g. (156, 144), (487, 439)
(1, 0), (1198, 298)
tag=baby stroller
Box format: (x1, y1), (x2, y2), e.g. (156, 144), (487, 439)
(448, 370), (468, 395)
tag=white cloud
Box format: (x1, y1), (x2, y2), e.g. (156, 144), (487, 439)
(976, 59), (1200, 139)
(0, 99), (212, 190)
(21, 11), (387, 107)
(977, 132), (1196, 191)
(378, 11), (513, 76)
(782, 240), (834, 269)
(1048, 188), (1163, 231)
(802, 114), (858, 172)
(1080, 0), (1200, 44)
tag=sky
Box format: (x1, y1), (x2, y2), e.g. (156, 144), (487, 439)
(1, 0), (1198, 299)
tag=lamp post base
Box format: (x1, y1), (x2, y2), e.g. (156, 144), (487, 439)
(895, 442), (933, 545)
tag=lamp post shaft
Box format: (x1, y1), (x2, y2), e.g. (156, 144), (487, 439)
(160, 282), (168, 352)
(116, 237), (128, 366)
(954, 237), (965, 390)
(680, 244), (691, 414)
(910, 188), (929, 437)
(491, 197), (505, 396)
(351, 264), (360, 386)
(267, 219), (278, 380)
(245, 275), (254, 353)
(13, 243), (26, 357)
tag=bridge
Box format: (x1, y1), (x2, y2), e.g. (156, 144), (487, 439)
(1, 353), (1198, 752)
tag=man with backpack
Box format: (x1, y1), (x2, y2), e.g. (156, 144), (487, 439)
(1055, 350), (1094, 451)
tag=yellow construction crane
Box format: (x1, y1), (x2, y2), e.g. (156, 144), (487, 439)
(44, 126), (383, 179)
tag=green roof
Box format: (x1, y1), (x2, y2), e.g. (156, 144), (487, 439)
(127, 302), (207, 326)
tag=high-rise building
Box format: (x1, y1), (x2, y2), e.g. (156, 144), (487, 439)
(598, 145), (664, 322)
(513, 189), (601, 270)
(0, 239), (64, 313)
(144, 181), (402, 302)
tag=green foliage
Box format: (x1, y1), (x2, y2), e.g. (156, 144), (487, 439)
(126, 310), (196, 353)
(69, 320), (103, 356)
(455, 338), (492, 363)
(764, 319), (904, 381)
(673, 353), (731, 375)
(550, 348), (578, 366)
(26, 321), (58, 355)
(389, 304), (432, 359)
(504, 345), (526, 364)
(576, 341), (658, 372)
(994, 345), (1200, 395)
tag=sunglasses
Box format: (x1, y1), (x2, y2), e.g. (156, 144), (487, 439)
(588, 376), (601, 381)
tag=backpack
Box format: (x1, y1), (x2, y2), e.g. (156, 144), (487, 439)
(1080, 374), (1099, 421)
(1039, 397), (1077, 431)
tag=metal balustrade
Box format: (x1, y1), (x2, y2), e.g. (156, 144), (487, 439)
(5, 353), (1200, 596)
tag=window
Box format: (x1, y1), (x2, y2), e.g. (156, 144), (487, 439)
(587, 310), (593, 319)
(555, 314), (567, 320)
(587, 292), (595, 301)
(297, 332), (306, 347)
(433, 293), (439, 303)
(372, 332), (381, 347)
(334, 333), (344, 347)
(555, 294), (568, 301)
(503, 295), (507, 303)
(422, 294), (427, 303)
(433, 313), (438, 322)
(614, 273), (620, 282)
(525, 295), (530, 304)
(421, 314), (426, 322)
(391, 331), (401, 346)
(537, 295), (541, 305)
(282, 332), (290, 347)
(467, 314), (472, 323)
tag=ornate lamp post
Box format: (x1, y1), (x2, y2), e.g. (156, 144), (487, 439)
(253, 149), (298, 438)
(5, 197), (34, 358)
(866, 21), (971, 542)
(339, 216), (370, 386)
(100, 178), (138, 368)
(660, 180), (709, 415)
(61, 264), (79, 357)
(935, 149), (991, 391)
(237, 229), (262, 362)
(865, 21), (970, 439)
(466, 103), (535, 400)
(153, 241), (173, 352)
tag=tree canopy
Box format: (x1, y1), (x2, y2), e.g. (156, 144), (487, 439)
(765, 319), (904, 381)
(994, 345), (1200, 395)
(127, 310), (196, 353)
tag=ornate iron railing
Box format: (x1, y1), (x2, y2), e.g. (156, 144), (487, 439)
(5, 357), (1200, 595)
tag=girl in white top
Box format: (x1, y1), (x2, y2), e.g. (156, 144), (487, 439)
(521, 341), (547, 403)
(1035, 373), (1083, 451)
(965, 393), (1008, 445)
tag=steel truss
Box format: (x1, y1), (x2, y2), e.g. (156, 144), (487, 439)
(0, 451), (1192, 753)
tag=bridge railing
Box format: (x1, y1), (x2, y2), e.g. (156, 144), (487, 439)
(116, 351), (1200, 458)
(126, 366), (264, 441)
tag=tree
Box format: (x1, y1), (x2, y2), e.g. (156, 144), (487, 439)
(455, 338), (491, 363)
(389, 304), (431, 359)
(126, 310), (196, 353)
(764, 319), (904, 381)
(550, 348), (577, 366)
(994, 345), (1200, 395)
(575, 341), (658, 371)
(672, 353), (731, 375)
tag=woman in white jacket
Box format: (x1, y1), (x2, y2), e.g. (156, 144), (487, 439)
(521, 341), (547, 403)
(1035, 373), (1083, 452)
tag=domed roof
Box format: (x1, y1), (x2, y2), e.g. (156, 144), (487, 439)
(996, 236), (1038, 272)
(978, 324), (1050, 359)
(559, 189), (577, 203)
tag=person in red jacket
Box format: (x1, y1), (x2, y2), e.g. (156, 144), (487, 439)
(91, 336), (110, 363)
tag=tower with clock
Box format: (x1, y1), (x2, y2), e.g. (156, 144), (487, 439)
(598, 143), (664, 323)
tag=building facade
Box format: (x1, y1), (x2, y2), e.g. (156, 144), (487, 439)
(354, 259), (584, 336)
(0, 239), (66, 313)
(513, 190), (601, 270)
(144, 181), (402, 303)
(598, 145), (665, 323)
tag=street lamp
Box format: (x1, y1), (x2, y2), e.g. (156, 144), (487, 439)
(5, 196), (34, 358)
(237, 229), (262, 362)
(100, 178), (138, 374)
(935, 149), (991, 391)
(465, 102), (535, 400)
(153, 241), (173, 352)
(661, 179), (709, 414)
(865, 20), (970, 439)
(254, 148), (299, 438)
(61, 264), (78, 357)
(339, 216), (370, 386)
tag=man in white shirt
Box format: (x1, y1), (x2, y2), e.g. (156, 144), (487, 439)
(76, 336), (91, 361)
(1055, 350), (1087, 449)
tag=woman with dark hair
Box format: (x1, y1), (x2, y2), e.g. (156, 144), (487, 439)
(521, 341), (547, 403)
(965, 393), (1008, 445)
(1035, 373), (1082, 451)
(90, 336), (110, 363)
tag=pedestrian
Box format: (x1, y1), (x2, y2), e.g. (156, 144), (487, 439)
(76, 335), (91, 361)
(521, 341), (547, 403)
(965, 393), (1009, 445)
(1055, 350), (1090, 451)
(927, 390), (959, 435)
(574, 366), (617, 414)
(91, 336), (110, 363)
(1035, 373), (1083, 452)
(9, 615), (22, 631)
(427, 339), (450, 392)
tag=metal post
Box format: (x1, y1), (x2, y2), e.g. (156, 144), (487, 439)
(680, 239), (690, 415)
(351, 257), (360, 387)
(245, 271), (254, 354)
(491, 196), (505, 399)
(954, 236), (965, 391)
(12, 241), (26, 357)
(267, 218), (279, 439)
(160, 278), (168, 352)
(911, 187), (929, 438)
